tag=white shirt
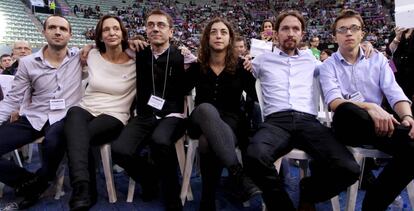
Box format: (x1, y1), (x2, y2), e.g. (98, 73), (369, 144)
(252, 48), (319, 117)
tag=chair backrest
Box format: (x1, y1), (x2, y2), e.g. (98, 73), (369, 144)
(0, 75), (15, 97)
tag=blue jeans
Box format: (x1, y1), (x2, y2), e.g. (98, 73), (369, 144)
(0, 116), (66, 188)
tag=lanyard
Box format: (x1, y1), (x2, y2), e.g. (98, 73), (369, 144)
(151, 47), (170, 99)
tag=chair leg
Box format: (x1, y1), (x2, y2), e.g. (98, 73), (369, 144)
(175, 135), (187, 204)
(13, 150), (23, 168)
(0, 182), (4, 198)
(345, 153), (364, 211)
(180, 139), (198, 205)
(126, 178), (135, 203)
(298, 160), (309, 178)
(54, 164), (66, 200)
(406, 180), (414, 210)
(100, 144), (117, 203)
(273, 158), (282, 172)
(331, 195), (341, 211)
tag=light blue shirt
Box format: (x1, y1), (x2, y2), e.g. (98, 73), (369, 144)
(319, 47), (410, 108)
(252, 48), (320, 117)
(0, 46), (83, 130)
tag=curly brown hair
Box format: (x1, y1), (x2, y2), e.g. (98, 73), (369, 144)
(198, 17), (238, 74)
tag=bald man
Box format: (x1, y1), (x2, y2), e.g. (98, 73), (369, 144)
(2, 40), (32, 75)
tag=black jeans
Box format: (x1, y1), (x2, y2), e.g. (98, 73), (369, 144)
(333, 102), (414, 211)
(0, 116), (66, 188)
(64, 106), (124, 185)
(111, 115), (186, 206)
(246, 110), (360, 211)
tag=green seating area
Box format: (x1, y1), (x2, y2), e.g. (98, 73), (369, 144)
(36, 14), (96, 47)
(0, 0), (42, 47)
(66, 0), (136, 16)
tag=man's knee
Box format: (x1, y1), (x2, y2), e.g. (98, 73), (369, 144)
(246, 142), (274, 167)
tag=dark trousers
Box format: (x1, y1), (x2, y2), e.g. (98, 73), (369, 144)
(111, 115), (186, 206)
(246, 111), (360, 211)
(333, 102), (414, 211)
(0, 116), (66, 188)
(189, 103), (242, 207)
(64, 106), (123, 185)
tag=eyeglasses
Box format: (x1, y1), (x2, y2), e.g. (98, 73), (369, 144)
(146, 21), (169, 29)
(336, 25), (362, 34)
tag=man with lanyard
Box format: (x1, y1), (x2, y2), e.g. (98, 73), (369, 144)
(110, 9), (187, 211)
(0, 15), (83, 210)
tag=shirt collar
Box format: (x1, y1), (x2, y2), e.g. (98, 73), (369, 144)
(335, 46), (365, 64)
(34, 45), (76, 62)
(273, 47), (302, 57)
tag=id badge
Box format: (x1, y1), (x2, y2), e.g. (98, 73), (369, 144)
(349, 91), (365, 102)
(147, 95), (165, 110)
(50, 99), (66, 110)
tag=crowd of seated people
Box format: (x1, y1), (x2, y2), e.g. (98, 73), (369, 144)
(78, 0), (393, 52)
(1, 1), (412, 211)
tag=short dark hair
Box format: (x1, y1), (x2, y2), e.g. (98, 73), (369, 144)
(43, 14), (72, 33)
(0, 54), (11, 60)
(332, 9), (364, 36)
(146, 9), (174, 28)
(321, 49), (333, 56)
(95, 15), (129, 53)
(275, 10), (306, 32)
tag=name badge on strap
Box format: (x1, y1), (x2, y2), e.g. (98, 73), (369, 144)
(147, 95), (165, 110)
(50, 99), (66, 110)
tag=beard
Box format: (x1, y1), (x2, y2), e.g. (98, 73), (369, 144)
(280, 39), (298, 52)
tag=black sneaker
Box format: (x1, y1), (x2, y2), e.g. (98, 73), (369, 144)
(228, 164), (262, 202)
(14, 175), (49, 209)
(69, 181), (96, 211)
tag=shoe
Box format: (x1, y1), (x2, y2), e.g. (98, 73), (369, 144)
(297, 200), (316, 211)
(14, 175), (49, 209)
(298, 180), (315, 211)
(165, 200), (182, 211)
(228, 164), (262, 202)
(69, 181), (96, 211)
(0, 202), (19, 211)
(15, 175), (48, 198)
(199, 199), (216, 211)
(17, 195), (40, 210)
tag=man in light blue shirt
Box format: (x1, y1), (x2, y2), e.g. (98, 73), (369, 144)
(0, 15), (83, 210)
(319, 9), (414, 210)
(245, 10), (360, 211)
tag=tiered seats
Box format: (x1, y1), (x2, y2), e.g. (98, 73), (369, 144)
(36, 14), (96, 47)
(66, 0), (135, 15)
(0, 0), (43, 47)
